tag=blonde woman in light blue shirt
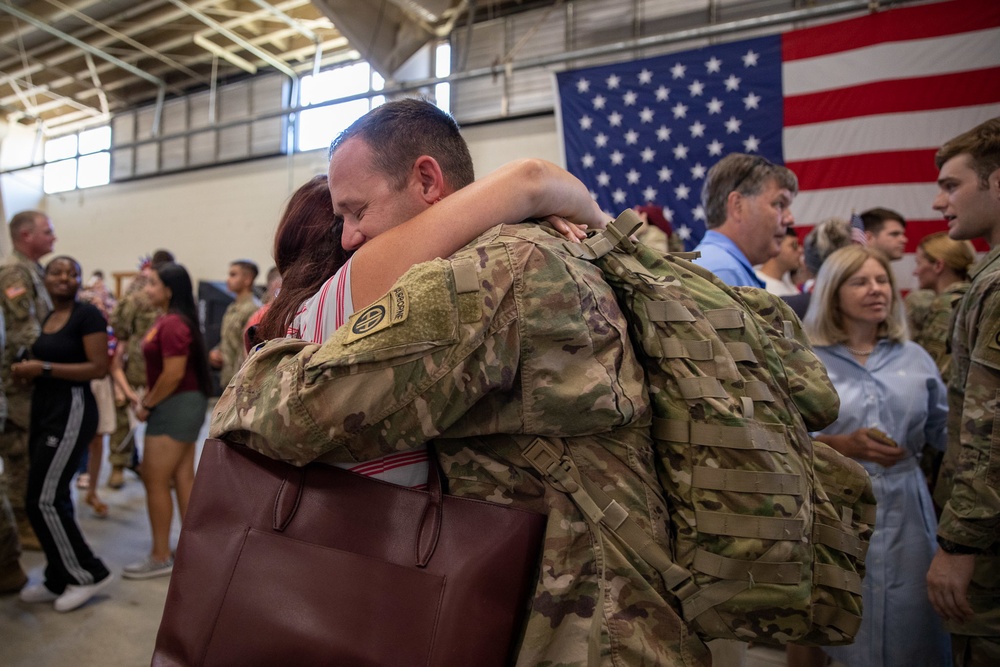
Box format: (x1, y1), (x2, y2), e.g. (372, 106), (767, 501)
(803, 244), (950, 667)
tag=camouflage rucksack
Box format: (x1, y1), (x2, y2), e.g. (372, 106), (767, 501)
(525, 210), (875, 646)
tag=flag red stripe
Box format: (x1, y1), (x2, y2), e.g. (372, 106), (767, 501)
(784, 67), (1000, 127)
(782, 0), (1000, 61)
(788, 149), (939, 190)
(902, 219), (990, 253)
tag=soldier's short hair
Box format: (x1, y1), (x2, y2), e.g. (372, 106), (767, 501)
(802, 245), (908, 347)
(936, 117), (1000, 188)
(329, 98), (475, 193)
(8, 210), (46, 242)
(859, 207), (906, 235)
(702, 153), (798, 229)
(230, 260), (259, 281)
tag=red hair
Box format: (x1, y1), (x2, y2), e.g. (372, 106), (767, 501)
(255, 175), (349, 341)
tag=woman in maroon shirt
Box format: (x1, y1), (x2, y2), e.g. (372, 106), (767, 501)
(123, 262), (212, 580)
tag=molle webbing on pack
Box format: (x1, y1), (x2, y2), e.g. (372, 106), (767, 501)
(551, 209), (876, 646)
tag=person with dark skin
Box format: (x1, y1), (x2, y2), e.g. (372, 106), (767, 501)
(12, 256), (112, 612)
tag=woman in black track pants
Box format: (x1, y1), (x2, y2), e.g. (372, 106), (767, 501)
(12, 255), (112, 612)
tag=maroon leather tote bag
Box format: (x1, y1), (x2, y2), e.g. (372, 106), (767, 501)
(152, 438), (546, 667)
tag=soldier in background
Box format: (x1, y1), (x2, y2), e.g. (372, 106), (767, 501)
(208, 260), (260, 387)
(0, 211), (55, 551)
(106, 250), (173, 488)
(926, 117), (1000, 667)
(0, 305), (26, 594)
(905, 288), (936, 343)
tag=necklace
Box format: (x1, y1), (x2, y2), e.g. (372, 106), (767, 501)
(844, 344), (875, 356)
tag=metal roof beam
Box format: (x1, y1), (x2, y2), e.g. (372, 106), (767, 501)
(246, 0), (318, 42)
(40, 0), (209, 83)
(0, 3), (166, 88)
(164, 0), (297, 79)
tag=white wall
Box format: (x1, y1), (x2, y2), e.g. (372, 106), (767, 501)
(31, 114), (560, 287)
(0, 122), (45, 257)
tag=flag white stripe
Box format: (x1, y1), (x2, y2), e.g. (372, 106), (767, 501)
(793, 182), (940, 226)
(783, 27), (1000, 96)
(783, 104), (1000, 162)
(892, 254), (918, 293)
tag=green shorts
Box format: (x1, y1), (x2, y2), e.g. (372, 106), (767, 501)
(145, 390), (209, 443)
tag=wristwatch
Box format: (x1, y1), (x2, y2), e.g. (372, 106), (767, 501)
(937, 536), (979, 555)
(41, 362), (52, 377)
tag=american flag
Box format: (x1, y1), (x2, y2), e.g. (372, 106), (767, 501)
(849, 213), (868, 247)
(556, 0), (1000, 290)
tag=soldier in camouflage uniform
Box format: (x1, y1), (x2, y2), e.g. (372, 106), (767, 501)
(208, 260), (260, 387)
(926, 117), (1000, 667)
(911, 232), (977, 379)
(212, 99), (710, 666)
(0, 211), (55, 551)
(107, 254), (169, 487)
(0, 305), (27, 594)
(905, 288), (936, 346)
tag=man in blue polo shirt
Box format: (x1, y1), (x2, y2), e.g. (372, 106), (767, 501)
(692, 153), (798, 287)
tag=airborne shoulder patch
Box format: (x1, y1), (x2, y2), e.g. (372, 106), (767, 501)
(344, 286), (409, 344)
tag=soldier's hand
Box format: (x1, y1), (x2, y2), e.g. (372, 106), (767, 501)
(927, 549), (975, 622)
(209, 348), (223, 368)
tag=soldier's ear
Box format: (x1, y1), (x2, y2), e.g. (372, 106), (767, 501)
(411, 155), (446, 205)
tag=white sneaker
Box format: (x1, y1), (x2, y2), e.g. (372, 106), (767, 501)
(19, 581), (59, 603)
(122, 555), (173, 580)
(54, 574), (113, 612)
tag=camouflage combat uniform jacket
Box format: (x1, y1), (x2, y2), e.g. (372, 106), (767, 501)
(110, 280), (160, 388)
(905, 288), (936, 343)
(934, 244), (1000, 636)
(212, 223), (710, 666)
(218, 295), (260, 386)
(0, 250), (51, 423)
(913, 281), (969, 380)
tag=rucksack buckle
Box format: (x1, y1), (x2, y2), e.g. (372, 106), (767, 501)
(523, 438), (579, 494)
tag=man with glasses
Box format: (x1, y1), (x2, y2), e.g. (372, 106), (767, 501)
(692, 153), (798, 287)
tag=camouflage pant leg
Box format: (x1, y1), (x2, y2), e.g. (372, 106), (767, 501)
(107, 400), (135, 468)
(0, 395), (31, 515)
(952, 636), (1000, 667)
(0, 470), (20, 565)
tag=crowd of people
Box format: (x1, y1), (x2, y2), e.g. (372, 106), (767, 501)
(0, 100), (996, 667)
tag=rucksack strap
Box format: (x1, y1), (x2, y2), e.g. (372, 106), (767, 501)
(521, 438), (699, 602)
(563, 209), (703, 261)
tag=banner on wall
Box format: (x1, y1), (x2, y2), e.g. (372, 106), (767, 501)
(556, 0), (1000, 286)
